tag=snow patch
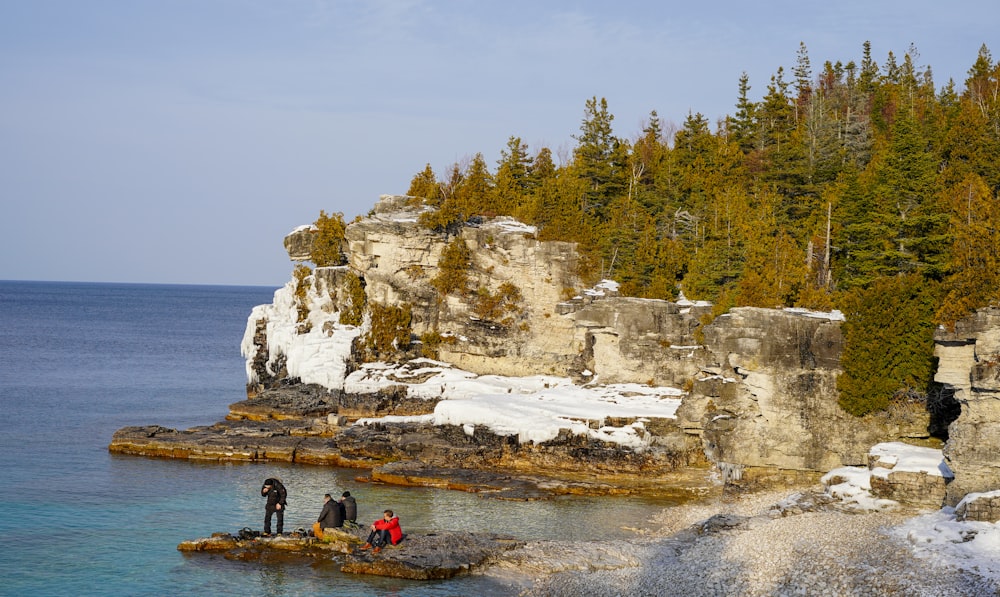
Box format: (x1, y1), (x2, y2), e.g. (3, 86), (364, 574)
(783, 307), (845, 321)
(241, 277), (361, 390)
(868, 442), (954, 478)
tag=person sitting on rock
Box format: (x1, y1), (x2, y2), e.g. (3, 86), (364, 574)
(339, 491), (358, 528)
(260, 477), (287, 536)
(312, 493), (343, 540)
(360, 509), (402, 553)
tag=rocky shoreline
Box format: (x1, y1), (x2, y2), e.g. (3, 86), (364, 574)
(176, 485), (1000, 594)
(494, 488), (1000, 596)
(109, 380), (721, 501)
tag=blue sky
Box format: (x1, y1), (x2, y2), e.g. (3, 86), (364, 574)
(1, 1), (996, 286)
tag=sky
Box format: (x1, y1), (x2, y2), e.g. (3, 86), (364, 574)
(1, 1), (997, 286)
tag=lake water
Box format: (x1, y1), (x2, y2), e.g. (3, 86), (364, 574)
(0, 281), (678, 596)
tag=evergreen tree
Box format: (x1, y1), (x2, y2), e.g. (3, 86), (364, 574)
(407, 164), (441, 205)
(859, 40), (879, 94)
(936, 173), (1000, 327)
(630, 111), (669, 215)
(871, 113), (948, 278)
(965, 44), (1000, 133)
(454, 152), (495, 216)
(729, 72), (758, 154)
(837, 274), (939, 416)
(310, 210), (347, 267)
(495, 136), (532, 216)
(940, 98), (1000, 190)
(572, 97), (626, 218)
(832, 166), (896, 288)
(793, 41), (813, 122)
(681, 186), (750, 300)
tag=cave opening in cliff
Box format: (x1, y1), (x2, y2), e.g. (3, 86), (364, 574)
(926, 384), (962, 440)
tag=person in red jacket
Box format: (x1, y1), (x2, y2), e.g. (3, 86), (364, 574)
(360, 509), (402, 553)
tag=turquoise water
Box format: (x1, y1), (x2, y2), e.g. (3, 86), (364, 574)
(0, 281), (675, 596)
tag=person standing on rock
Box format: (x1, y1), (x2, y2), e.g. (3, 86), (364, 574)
(312, 493), (343, 539)
(339, 491), (358, 528)
(360, 509), (402, 553)
(260, 478), (287, 536)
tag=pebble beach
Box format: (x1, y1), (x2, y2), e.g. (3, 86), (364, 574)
(486, 487), (1000, 596)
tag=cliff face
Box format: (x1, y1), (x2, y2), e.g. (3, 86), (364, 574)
(686, 308), (871, 474)
(935, 308), (1000, 506)
(343, 195), (581, 377)
(247, 196), (914, 481)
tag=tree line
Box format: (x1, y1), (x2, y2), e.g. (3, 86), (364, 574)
(394, 42), (1000, 418)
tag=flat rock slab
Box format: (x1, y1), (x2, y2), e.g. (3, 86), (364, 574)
(178, 530), (522, 580)
(343, 532), (524, 579)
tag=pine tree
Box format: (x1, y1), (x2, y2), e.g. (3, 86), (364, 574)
(407, 164), (441, 205)
(940, 98), (1000, 190)
(454, 152), (494, 216)
(793, 42), (813, 122)
(681, 186), (750, 300)
(495, 136), (533, 216)
(572, 97), (626, 218)
(832, 166), (897, 288)
(310, 210), (347, 267)
(729, 72), (758, 153)
(936, 173), (1000, 327)
(872, 113), (948, 278)
(859, 40), (879, 94)
(630, 111), (669, 215)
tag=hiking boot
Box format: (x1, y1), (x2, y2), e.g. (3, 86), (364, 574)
(360, 543), (371, 550)
(373, 546), (381, 554)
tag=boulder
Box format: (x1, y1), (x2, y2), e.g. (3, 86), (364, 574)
(866, 442), (953, 508)
(284, 225), (316, 261)
(956, 490), (1000, 522)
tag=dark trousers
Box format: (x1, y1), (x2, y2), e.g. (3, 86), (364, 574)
(265, 508), (283, 535)
(366, 528), (392, 547)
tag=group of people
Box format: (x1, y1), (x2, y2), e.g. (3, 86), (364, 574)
(312, 490), (358, 539)
(259, 478), (403, 551)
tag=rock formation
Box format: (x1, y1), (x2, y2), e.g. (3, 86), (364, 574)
(178, 528), (522, 580)
(114, 194), (998, 506)
(934, 307), (1000, 507)
(237, 196), (919, 481)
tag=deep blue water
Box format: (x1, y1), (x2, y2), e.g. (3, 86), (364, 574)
(0, 281), (675, 596)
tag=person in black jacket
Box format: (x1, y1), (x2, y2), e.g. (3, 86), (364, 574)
(261, 478), (287, 536)
(312, 493), (343, 539)
(339, 491), (358, 527)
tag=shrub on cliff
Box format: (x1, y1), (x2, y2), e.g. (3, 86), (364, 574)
(311, 210), (347, 267)
(472, 282), (523, 325)
(431, 238), (472, 296)
(837, 274), (940, 416)
(293, 264), (313, 331)
(361, 302), (412, 361)
(338, 271), (366, 327)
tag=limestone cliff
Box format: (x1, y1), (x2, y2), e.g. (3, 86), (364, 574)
(934, 308), (1000, 507)
(242, 195), (917, 482)
(344, 195), (581, 377)
(683, 307), (882, 475)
